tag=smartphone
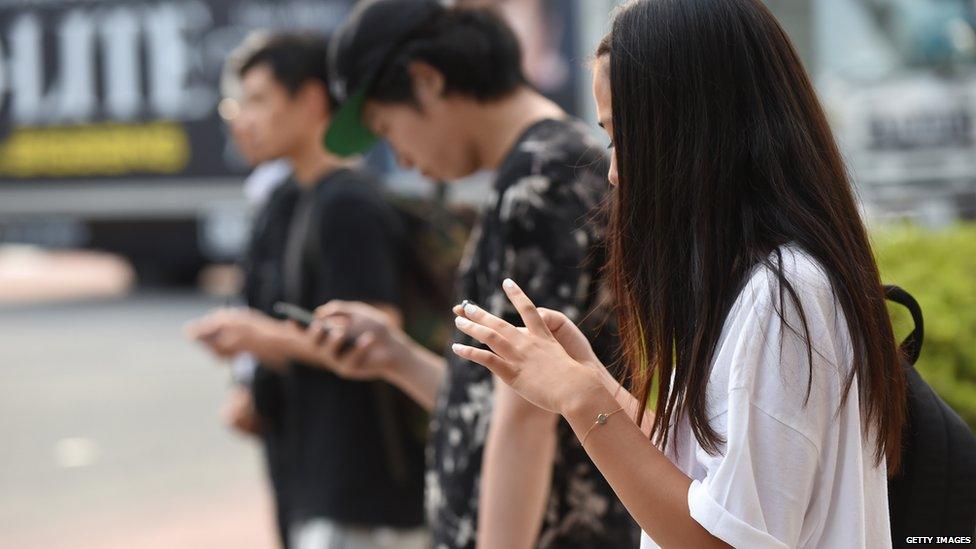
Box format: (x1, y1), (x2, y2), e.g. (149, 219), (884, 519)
(273, 302), (357, 354)
(273, 302), (317, 328)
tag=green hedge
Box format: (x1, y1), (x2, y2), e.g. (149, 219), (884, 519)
(872, 223), (976, 430)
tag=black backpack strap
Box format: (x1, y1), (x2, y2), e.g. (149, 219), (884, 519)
(884, 285), (924, 366)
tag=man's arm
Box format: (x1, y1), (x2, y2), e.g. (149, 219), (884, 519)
(303, 299), (448, 412)
(381, 331), (448, 411)
(185, 308), (294, 371)
(477, 382), (558, 549)
(475, 188), (598, 547)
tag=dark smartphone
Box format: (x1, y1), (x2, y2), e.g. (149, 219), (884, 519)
(273, 302), (357, 355)
(273, 302), (317, 329)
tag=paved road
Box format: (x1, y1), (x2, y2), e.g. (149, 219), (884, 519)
(0, 293), (275, 549)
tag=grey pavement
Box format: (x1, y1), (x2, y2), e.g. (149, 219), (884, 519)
(0, 293), (274, 548)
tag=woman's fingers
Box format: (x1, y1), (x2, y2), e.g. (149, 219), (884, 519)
(537, 307), (570, 332)
(457, 300), (520, 339)
(454, 316), (517, 358)
(501, 279), (551, 337)
(451, 344), (516, 381)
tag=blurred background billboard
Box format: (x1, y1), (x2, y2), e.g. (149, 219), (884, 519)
(0, 0), (595, 283)
(0, 0), (360, 283)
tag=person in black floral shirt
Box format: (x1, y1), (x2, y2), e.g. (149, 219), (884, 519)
(302, 2), (639, 548)
(423, 116), (634, 549)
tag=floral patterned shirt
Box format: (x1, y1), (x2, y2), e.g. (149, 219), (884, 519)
(427, 118), (639, 549)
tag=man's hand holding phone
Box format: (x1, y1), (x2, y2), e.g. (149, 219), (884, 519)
(304, 300), (407, 381)
(185, 308), (299, 369)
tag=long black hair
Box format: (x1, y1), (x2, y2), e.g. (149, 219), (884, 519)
(599, 0), (905, 472)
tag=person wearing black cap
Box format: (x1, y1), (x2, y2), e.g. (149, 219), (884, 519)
(186, 32), (427, 549)
(305, 2), (639, 548)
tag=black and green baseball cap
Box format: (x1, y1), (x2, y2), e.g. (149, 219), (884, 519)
(324, 0), (445, 157)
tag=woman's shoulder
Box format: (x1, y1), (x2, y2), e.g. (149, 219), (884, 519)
(711, 245), (854, 438)
(738, 245), (837, 311)
(729, 245), (849, 366)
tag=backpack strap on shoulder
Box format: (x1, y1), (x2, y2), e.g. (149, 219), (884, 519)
(884, 285), (924, 366)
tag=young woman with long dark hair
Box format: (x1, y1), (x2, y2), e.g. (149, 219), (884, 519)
(451, 0), (907, 547)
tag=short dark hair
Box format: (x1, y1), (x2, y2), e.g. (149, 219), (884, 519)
(238, 33), (337, 110)
(368, 7), (526, 106)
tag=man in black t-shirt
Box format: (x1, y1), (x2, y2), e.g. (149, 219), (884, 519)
(186, 34), (426, 549)
(301, 3), (639, 548)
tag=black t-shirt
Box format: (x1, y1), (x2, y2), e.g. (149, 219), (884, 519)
(245, 167), (425, 528)
(427, 118), (640, 548)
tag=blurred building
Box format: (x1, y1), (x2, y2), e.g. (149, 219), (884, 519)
(1, 0), (973, 285)
(587, 0), (976, 226)
(0, 0), (357, 283)
(0, 0), (600, 283)
(768, 0), (976, 225)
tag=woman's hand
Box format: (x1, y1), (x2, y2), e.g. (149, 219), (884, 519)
(451, 278), (604, 415)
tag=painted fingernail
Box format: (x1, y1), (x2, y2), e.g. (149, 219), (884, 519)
(451, 343), (464, 354)
(463, 302), (478, 316)
(503, 278), (515, 289)
(455, 316), (471, 328)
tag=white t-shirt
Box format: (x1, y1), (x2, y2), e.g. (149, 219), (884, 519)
(640, 246), (891, 549)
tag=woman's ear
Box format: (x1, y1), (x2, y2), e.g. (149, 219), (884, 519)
(408, 60), (446, 106)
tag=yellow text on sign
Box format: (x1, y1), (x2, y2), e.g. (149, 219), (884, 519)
(0, 122), (191, 178)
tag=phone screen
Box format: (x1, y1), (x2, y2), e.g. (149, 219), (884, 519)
(273, 302), (316, 328)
